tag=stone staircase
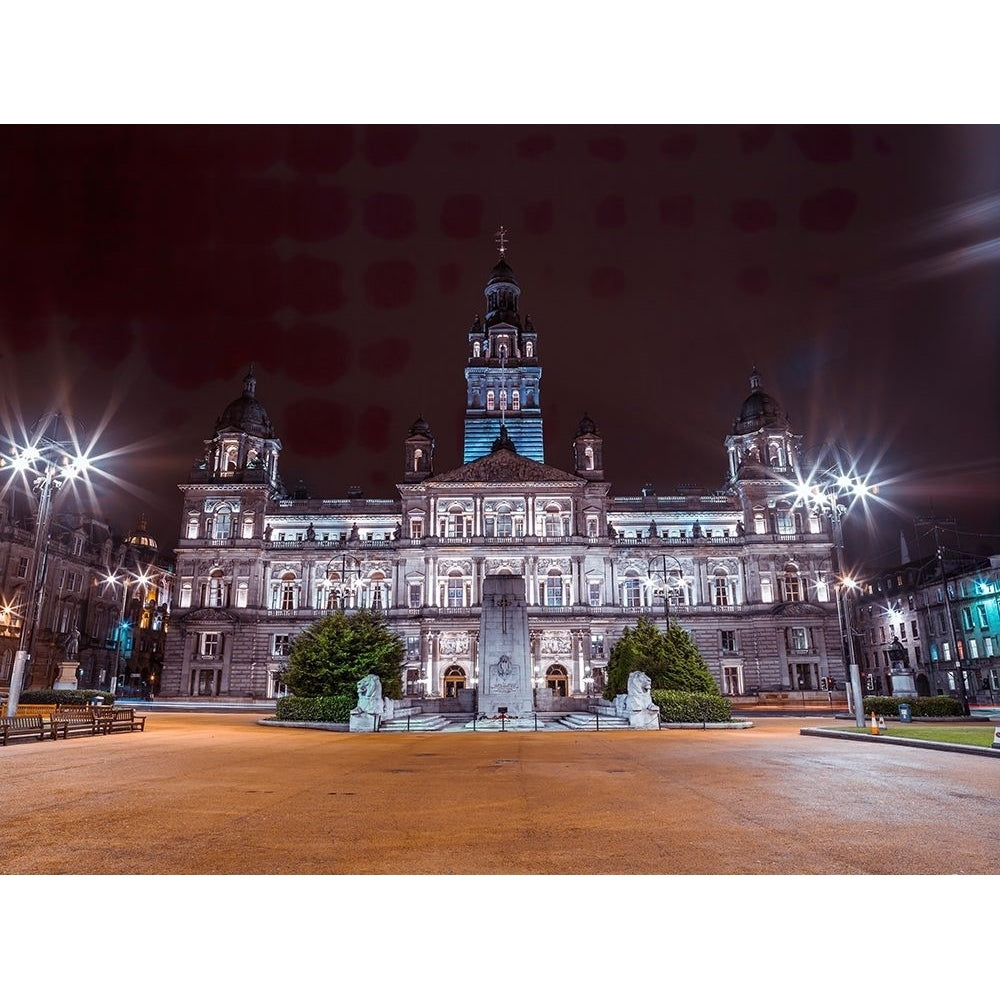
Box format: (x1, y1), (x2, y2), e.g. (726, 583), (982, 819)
(554, 712), (631, 731)
(377, 713), (458, 732)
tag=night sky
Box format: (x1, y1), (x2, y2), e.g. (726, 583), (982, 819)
(1, 124), (997, 569)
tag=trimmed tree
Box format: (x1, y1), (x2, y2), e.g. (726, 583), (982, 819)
(283, 609), (404, 700)
(604, 617), (719, 698)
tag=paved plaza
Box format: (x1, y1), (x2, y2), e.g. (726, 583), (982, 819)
(2, 711), (998, 875)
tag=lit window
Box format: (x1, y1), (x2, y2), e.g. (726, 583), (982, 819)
(200, 632), (221, 657)
(487, 390), (495, 410)
(511, 390), (520, 411)
(545, 572), (564, 607)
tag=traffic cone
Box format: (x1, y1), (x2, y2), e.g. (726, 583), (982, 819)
(870, 712), (879, 735)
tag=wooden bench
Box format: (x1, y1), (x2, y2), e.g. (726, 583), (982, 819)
(50, 706), (99, 740)
(0, 714), (46, 746)
(95, 707), (147, 734)
(1, 702), (58, 719)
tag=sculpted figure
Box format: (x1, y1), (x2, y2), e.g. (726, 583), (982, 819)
(625, 671), (655, 712)
(356, 673), (384, 715)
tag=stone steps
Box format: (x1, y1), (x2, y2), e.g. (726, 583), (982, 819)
(556, 713), (631, 730)
(378, 714), (455, 732)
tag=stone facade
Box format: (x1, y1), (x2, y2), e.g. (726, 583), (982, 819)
(161, 252), (846, 704)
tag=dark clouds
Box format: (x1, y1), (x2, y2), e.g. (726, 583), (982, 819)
(0, 124), (997, 565)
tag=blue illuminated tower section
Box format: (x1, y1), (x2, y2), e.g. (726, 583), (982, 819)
(463, 246), (544, 463)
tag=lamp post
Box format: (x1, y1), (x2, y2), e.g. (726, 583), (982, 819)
(647, 553), (684, 631)
(791, 447), (878, 729)
(2, 414), (92, 717)
(102, 570), (151, 696)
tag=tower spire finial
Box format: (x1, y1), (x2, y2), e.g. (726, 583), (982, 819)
(494, 224), (509, 259)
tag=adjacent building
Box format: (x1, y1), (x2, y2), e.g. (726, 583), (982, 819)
(854, 551), (1000, 703)
(161, 251), (849, 704)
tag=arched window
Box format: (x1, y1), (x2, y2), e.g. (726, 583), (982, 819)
(499, 389), (507, 411)
(781, 563), (802, 602)
(279, 572), (297, 611)
(487, 390), (495, 411)
(473, 341), (481, 357)
(413, 447), (423, 472)
(187, 515), (200, 540)
(753, 509), (767, 535)
(224, 444), (238, 473)
(369, 571), (386, 610)
(544, 503), (563, 537)
(525, 341), (533, 358)
(511, 390), (520, 411)
(212, 506), (232, 540)
(713, 569), (732, 607)
(584, 445), (594, 470)
(206, 570), (227, 608)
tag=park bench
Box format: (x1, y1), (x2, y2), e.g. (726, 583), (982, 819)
(95, 707), (147, 735)
(1, 702), (58, 720)
(0, 714), (46, 746)
(50, 706), (99, 740)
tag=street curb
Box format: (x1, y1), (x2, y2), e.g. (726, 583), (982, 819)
(801, 727), (1000, 759)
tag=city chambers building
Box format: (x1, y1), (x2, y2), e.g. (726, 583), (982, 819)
(160, 251), (845, 705)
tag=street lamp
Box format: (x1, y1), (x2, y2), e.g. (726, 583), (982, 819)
(101, 569), (151, 696)
(1, 413), (93, 716)
(647, 554), (684, 630)
(789, 446), (878, 729)
(835, 575), (865, 729)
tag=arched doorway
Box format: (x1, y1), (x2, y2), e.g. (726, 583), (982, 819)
(546, 664), (569, 697)
(443, 665), (466, 698)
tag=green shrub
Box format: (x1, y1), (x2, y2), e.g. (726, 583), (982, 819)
(652, 689), (733, 723)
(20, 688), (115, 706)
(275, 694), (354, 723)
(862, 695), (963, 718)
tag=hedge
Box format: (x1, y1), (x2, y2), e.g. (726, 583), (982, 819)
(862, 695), (964, 718)
(18, 688), (116, 706)
(652, 689), (733, 723)
(274, 694), (354, 723)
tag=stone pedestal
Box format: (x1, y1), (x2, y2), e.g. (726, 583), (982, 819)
(890, 670), (918, 699)
(629, 707), (661, 730)
(53, 661), (80, 691)
(478, 576), (534, 717)
(349, 710), (380, 732)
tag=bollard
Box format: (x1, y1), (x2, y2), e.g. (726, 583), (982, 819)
(534, 712), (538, 731)
(596, 711), (600, 732)
(407, 715), (411, 732)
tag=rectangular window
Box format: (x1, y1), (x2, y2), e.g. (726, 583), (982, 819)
(406, 636), (421, 661)
(760, 577), (773, 603)
(586, 516), (599, 538)
(589, 582), (601, 606)
(624, 580), (641, 608)
(721, 630), (737, 653)
(273, 634), (291, 657)
(942, 641), (951, 661)
(16, 557), (28, 577)
(410, 519), (423, 539)
(409, 584), (422, 608)
(545, 579), (564, 607)
(985, 637), (995, 657)
(911, 619), (918, 638)
(789, 627), (809, 652)
(200, 632), (221, 657)
(962, 607), (974, 630)
(447, 578), (464, 608)
(969, 639), (979, 659)
(977, 605), (989, 629)
(235, 580), (249, 609)
(591, 634), (605, 658)
(179, 580), (193, 609)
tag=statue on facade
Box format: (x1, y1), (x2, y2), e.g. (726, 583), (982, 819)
(306, 523), (316, 541)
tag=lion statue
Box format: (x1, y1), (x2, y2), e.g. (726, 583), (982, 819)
(625, 671), (654, 712)
(355, 673), (384, 715)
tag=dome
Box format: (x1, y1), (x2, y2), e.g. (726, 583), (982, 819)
(485, 257), (520, 290)
(409, 415), (432, 437)
(125, 513), (158, 553)
(576, 413), (598, 436)
(216, 367), (276, 438)
(732, 369), (788, 435)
